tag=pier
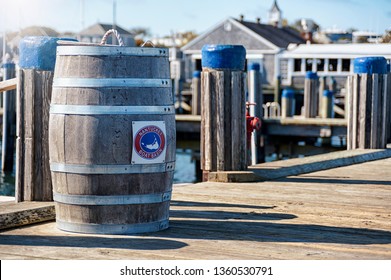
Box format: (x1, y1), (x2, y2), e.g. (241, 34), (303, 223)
(1, 149), (391, 259)
(0, 37), (390, 262)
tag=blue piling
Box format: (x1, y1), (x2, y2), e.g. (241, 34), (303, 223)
(200, 44), (248, 173)
(201, 45), (246, 71)
(353, 56), (387, 75)
(281, 89), (296, 118)
(320, 90), (334, 118)
(19, 36), (76, 71)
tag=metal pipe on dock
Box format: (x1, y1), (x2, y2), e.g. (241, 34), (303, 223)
(247, 63), (263, 165)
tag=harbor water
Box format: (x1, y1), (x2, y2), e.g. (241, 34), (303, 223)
(0, 149), (197, 197)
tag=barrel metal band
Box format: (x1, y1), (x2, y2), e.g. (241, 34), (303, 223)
(56, 219), (169, 234)
(53, 78), (171, 88)
(57, 46), (168, 57)
(54, 191), (171, 205)
(50, 105), (175, 115)
(50, 162), (175, 174)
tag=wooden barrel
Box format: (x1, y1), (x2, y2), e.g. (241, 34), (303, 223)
(49, 44), (175, 234)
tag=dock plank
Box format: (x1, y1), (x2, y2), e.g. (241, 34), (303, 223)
(0, 157), (391, 259)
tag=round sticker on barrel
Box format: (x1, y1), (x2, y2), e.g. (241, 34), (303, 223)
(134, 125), (165, 159)
(132, 121), (167, 164)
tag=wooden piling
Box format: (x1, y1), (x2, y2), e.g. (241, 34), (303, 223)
(17, 69), (54, 202)
(1, 62), (16, 172)
(347, 57), (389, 150)
(191, 71), (201, 115)
(15, 37), (70, 202)
(281, 89), (295, 118)
(200, 45), (247, 179)
(303, 71), (319, 118)
(319, 90), (334, 119)
(274, 75), (281, 105)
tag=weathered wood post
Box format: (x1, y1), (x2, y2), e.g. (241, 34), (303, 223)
(274, 75), (281, 105)
(191, 70), (201, 115)
(248, 63), (263, 164)
(318, 76), (325, 115)
(347, 56), (389, 150)
(201, 45), (246, 180)
(319, 90), (334, 118)
(15, 37), (69, 202)
(303, 71), (319, 118)
(1, 60), (16, 172)
(281, 89), (296, 118)
(387, 64), (391, 144)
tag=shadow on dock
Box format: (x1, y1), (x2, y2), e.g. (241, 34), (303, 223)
(155, 219), (391, 245)
(0, 231), (188, 251)
(278, 176), (391, 186)
(153, 199), (391, 246)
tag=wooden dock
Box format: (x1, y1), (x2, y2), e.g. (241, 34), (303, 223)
(0, 149), (390, 260)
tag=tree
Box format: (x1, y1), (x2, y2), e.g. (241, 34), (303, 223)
(291, 19), (320, 32)
(129, 27), (151, 47)
(383, 30), (391, 43)
(179, 31), (198, 46)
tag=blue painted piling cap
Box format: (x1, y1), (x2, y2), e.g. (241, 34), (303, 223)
(282, 89), (295, 98)
(305, 71), (318, 80)
(323, 90), (334, 97)
(201, 45), (246, 70)
(193, 71), (201, 78)
(353, 56), (387, 74)
(2, 62), (15, 69)
(248, 63), (260, 71)
(19, 36), (77, 71)
(387, 63), (390, 73)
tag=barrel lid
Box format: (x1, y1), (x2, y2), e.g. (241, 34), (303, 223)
(56, 41), (169, 57)
(354, 56), (387, 74)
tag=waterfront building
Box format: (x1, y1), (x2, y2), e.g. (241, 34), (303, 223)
(78, 23), (135, 46)
(181, 16), (304, 85)
(279, 43), (391, 88)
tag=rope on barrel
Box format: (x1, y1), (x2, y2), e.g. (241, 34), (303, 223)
(100, 29), (125, 46)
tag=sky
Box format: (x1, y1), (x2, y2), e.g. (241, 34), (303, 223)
(0, 0), (390, 37)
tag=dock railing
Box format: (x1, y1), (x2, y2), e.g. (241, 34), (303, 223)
(0, 78), (17, 93)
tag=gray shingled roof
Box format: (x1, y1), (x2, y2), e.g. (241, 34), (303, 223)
(79, 23), (132, 36)
(182, 17), (305, 52)
(238, 19), (305, 48)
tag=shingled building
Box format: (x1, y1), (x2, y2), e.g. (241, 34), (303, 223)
(181, 16), (305, 85)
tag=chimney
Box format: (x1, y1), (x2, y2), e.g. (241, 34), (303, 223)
(256, 17), (261, 24)
(239, 14), (244, 22)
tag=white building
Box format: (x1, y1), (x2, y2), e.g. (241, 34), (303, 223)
(279, 43), (391, 88)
